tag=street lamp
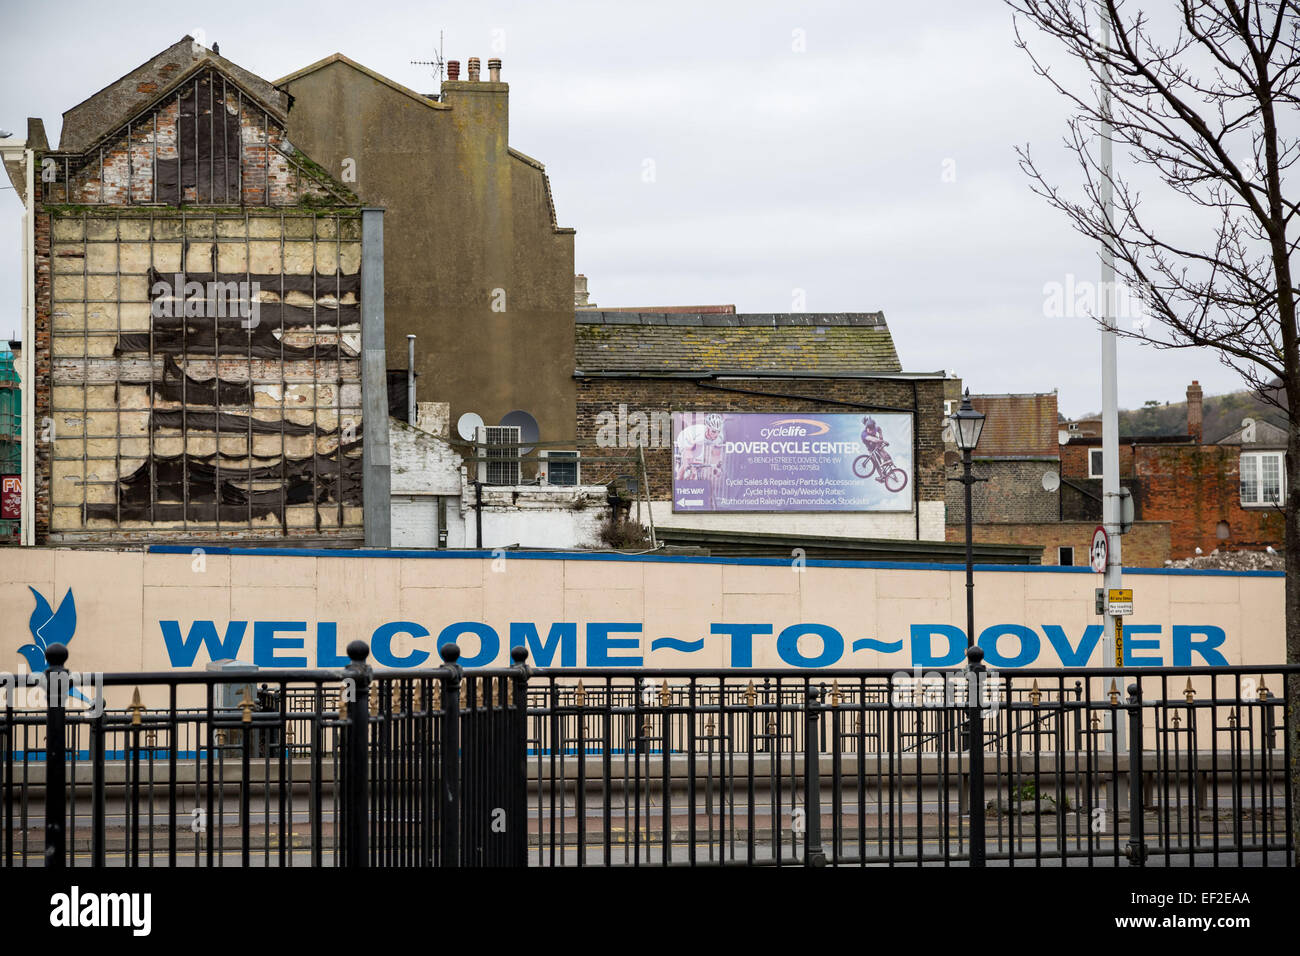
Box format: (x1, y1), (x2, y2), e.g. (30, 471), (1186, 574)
(948, 387), (987, 866)
(949, 389), (986, 647)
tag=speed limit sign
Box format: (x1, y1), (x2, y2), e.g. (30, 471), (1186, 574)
(1090, 525), (1109, 573)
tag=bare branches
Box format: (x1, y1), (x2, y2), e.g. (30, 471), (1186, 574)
(1008, 0), (1300, 418)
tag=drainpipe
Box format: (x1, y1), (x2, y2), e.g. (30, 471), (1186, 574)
(475, 480), (483, 549)
(360, 208), (391, 547)
(406, 334), (416, 425)
(911, 381), (920, 540)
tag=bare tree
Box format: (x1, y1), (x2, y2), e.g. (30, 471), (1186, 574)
(1007, 0), (1299, 856)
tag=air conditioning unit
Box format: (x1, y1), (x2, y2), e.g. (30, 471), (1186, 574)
(540, 450), (580, 486)
(476, 425), (521, 486)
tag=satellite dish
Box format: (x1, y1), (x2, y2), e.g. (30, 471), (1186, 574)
(457, 412), (484, 441)
(1042, 471), (1060, 492)
(499, 410), (540, 454)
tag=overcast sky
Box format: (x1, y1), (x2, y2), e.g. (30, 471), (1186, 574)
(0, 0), (1261, 417)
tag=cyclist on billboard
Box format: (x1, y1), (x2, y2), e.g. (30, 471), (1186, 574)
(860, 416), (894, 476)
(854, 416), (908, 492)
(675, 413), (725, 479)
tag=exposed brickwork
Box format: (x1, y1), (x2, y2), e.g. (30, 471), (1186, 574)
(950, 520), (1171, 567)
(47, 77), (342, 208)
(574, 376), (947, 508)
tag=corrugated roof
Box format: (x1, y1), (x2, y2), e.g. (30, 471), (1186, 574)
(969, 392), (1060, 459)
(575, 311), (900, 374)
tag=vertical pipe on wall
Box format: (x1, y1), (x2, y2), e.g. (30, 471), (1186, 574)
(360, 209), (391, 547)
(911, 380), (920, 541)
(407, 334), (416, 425)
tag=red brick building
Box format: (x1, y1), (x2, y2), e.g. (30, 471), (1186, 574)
(944, 391), (1173, 566)
(1061, 382), (1285, 558)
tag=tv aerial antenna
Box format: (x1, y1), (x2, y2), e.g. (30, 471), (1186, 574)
(411, 30), (446, 90)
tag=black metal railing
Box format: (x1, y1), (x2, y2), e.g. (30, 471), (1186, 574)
(2, 643), (1294, 867)
(518, 651), (1295, 867)
(1, 641), (527, 868)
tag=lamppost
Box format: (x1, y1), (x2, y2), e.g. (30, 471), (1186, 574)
(949, 389), (987, 866)
(949, 389), (987, 646)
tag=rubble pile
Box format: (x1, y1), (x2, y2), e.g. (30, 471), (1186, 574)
(1167, 549), (1283, 571)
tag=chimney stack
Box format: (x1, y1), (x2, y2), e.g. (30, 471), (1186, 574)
(446, 60), (460, 80)
(467, 57), (480, 81)
(488, 58), (502, 82)
(1187, 380), (1203, 442)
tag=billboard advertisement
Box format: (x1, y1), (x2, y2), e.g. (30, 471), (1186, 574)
(672, 411), (913, 512)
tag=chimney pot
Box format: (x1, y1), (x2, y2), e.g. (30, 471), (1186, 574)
(447, 60), (460, 80)
(1186, 380), (1204, 443)
(488, 58), (502, 82)
(467, 57), (481, 81)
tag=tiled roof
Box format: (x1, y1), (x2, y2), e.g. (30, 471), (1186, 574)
(575, 311), (900, 374)
(970, 393), (1060, 459)
(1214, 419), (1288, 447)
(59, 38), (290, 153)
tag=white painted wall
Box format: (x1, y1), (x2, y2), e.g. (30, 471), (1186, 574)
(462, 484), (610, 549)
(389, 419), (462, 497)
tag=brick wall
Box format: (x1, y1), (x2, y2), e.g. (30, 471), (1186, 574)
(950, 520), (1171, 567)
(1134, 444), (1284, 556)
(575, 375), (947, 506)
(1061, 440), (1285, 557)
(946, 458), (1060, 524)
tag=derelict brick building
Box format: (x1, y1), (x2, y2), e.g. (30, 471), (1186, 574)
(12, 38), (379, 544)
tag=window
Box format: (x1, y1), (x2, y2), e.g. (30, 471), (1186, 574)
(1240, 451), (1284, 506)
(1058, 546), (1075, 566)
(477, 425), (522, 486)
(540, 450), (580, 486)
(1088, 448), (1104, 479)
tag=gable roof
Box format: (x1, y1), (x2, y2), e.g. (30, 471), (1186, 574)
(969, 393), (1060, 459)
(575, 311), (901, 375)
(59, 37), (290, 152)
(274, 53), (450, 111)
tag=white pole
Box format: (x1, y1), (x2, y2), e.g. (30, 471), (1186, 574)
(1098, 7), (1128, 776)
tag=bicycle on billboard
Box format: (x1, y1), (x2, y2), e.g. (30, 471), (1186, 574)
(853, 416), (908, 493)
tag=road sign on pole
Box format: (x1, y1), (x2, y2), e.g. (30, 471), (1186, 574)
(1090, 525), (1109, 573)
(1107, 588), (1133, 616)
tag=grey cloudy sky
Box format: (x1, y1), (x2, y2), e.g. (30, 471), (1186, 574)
(0, 0), (1258, 418)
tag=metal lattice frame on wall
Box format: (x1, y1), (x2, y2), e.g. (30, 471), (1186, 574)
(48, 209), (364, 541)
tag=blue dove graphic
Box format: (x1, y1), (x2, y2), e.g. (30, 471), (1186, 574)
(20, 587), (92, 703)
